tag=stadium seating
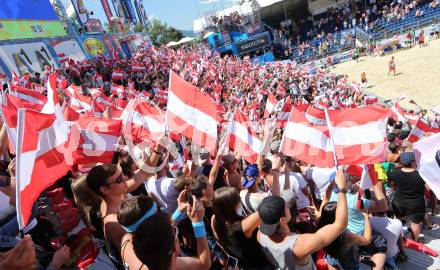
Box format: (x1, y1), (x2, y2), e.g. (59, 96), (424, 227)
(374, 4), (440, 36)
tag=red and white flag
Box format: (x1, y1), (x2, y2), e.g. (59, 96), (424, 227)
(413, 133), (440, 198)
(112, 69), (124, 80)
(58, 53), (68, 64)
(264, 92), (277, 117)
(280, 108), (335, 167)
(276, 99), (292, 128)
(74, 115), (122, 164)
(227, 110), (263, 163)
(391, 101), (418, 125)
(132, 63), (146, 72)
(167, 71), (218, 154)
(15, 108), (77, 229)
(347, 164), (378, 190)
(305, 106), (326, 125)
(326, 107), (389, 165)
(121, 98), (165, 144)
(111, 83), (126, 98)
(65, 84), (93, 112)
(408, 118), (431, 143)
(10, 85), (47, 106)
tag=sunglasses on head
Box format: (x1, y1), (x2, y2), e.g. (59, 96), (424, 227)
(107, 174), (123, 186)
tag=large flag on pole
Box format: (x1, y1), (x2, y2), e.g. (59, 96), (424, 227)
(280, 108), (335, 167)
(227, 109), (263, 163)
(414, 133), (440, 198)
(15, 108), (77, 229)
(166, 71), (218, 154)
(326, 107), (389, 165)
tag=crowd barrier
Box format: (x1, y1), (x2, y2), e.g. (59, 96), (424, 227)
(0, 32), (150, 78)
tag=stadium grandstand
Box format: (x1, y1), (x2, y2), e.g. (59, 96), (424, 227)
(193, 0), (440, 63)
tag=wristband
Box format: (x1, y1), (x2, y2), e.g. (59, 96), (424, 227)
(192, 221), (206, 238)
(171, 209), (187, 222)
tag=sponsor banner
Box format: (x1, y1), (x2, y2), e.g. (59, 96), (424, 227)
(113, 0), (127, 19)
(0, 42), (58, 76)
(0, 0), (66, 40)
(331, 49), (354, 64)
(123, 0), (137, 24)
(71, 0), (89, 25)
(81, 36), (108, 57)
(101, 0), (113, 23)
(235, 32), (271, 55)
(86, 18), (105, 33)
(103, 34), (123, 56)
(133, 0), (144, 26)
(48, 39), (86, 63)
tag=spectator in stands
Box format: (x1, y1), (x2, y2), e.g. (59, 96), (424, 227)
(211, 187), (275, 269)
(256, 170), (348, 269)
(388, 152), (428, 242)
(84, 148), (158, 266)
(318, 200), (372, 270)
(144, 155), (179, 215)
(325, 170), (389, 270)
(119, 194), (212, 270)
(371, 211), (403, 269)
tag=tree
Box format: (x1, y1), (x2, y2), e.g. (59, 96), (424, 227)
(147, 18), (184, 45)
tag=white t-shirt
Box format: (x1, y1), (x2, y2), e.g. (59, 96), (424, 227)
(306, 167), (336, 200)
(371, 216), (402, 257)
(145, 176), (178, 214)
(279, 172), (311, 209)
(239, 190), (268, 213)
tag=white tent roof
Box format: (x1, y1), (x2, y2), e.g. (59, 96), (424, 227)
(178, 37), (195, 44)
(255, 0), (284, 8)
(166, 41), (180, 47)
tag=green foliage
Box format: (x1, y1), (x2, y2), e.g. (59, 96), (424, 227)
(147, 18), (184, 45)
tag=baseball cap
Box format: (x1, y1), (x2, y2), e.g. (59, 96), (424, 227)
(258, 196), (285, 236)
(400, 152), (415, 166)
(242, 164), (259, 188)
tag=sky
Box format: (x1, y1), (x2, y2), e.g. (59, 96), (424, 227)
(84, 0), (239, 32)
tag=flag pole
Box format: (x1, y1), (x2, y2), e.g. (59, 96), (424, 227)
(324, 108), (339, 169)
(16, 108), (27, 232)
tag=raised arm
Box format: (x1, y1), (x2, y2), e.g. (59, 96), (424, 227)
(176, 197), (211, 270)
(345, 212), (372, 246)
(126, 143), (162, 193)
(208, 153), (222, 187)
(293, 170), (347, 260)
(369, 181), (389, 213)
(241, 211), (262, 238)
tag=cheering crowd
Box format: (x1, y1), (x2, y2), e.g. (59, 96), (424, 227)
(0, 41), (439, 270)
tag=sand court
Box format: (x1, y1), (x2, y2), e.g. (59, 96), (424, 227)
(332, 38), (440, 111)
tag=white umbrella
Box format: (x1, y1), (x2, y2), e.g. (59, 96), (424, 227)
(166, 41), (179, 47)
(178, 37), (195, 44)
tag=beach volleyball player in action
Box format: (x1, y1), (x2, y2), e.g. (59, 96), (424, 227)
(388, 56), (396, 76)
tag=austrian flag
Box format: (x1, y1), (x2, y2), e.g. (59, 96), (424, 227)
(166, 71), (218, 154)
(227, 110), (263, 163)
(326, 107), (390, 165)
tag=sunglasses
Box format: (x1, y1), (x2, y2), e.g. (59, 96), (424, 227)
(107, 174), (123, 186)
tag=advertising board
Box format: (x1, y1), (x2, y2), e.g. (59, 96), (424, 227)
(0, 0), (66, 41)
(0, 42), (58, 75)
